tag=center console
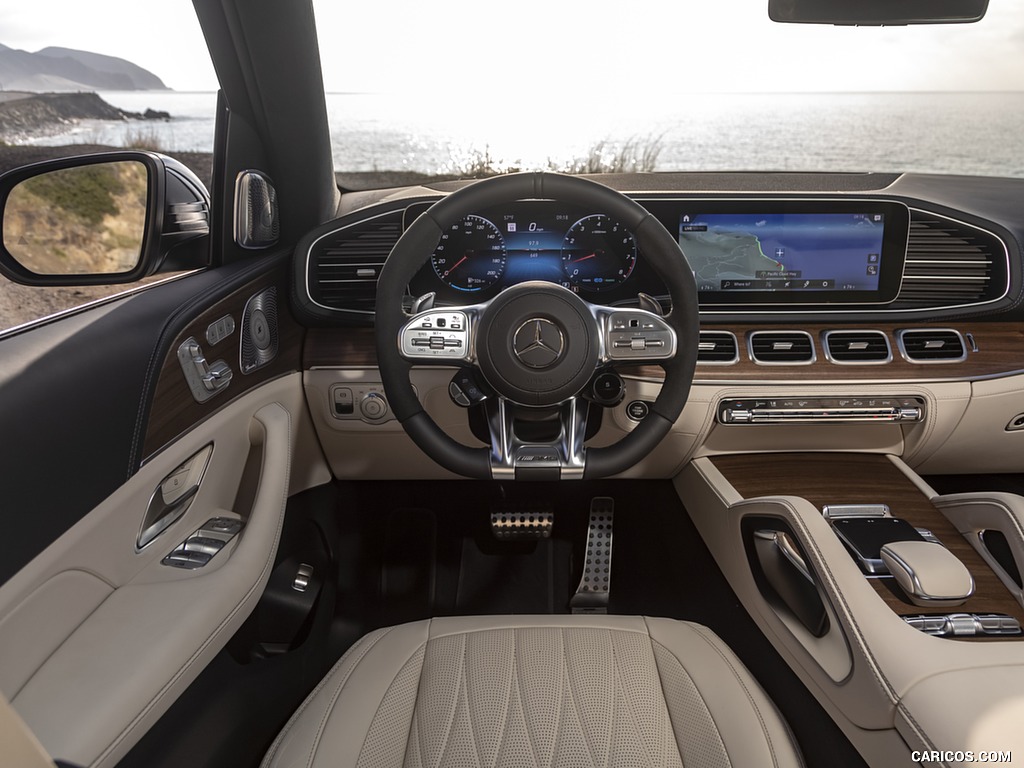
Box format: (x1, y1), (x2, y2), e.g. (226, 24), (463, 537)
(677, 453), (1024, 766)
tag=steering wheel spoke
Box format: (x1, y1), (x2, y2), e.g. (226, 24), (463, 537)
(592, 306), (677, 363)
(486, 396), (588, 481)
(398, 303), (486, 364)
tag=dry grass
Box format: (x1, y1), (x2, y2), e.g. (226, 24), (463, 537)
(551, 134), (664, 174)
(121, 125), (166, 152)
(443, 135), (664, 179)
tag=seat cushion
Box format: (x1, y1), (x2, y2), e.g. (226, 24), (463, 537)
(262, 615), (803, 768)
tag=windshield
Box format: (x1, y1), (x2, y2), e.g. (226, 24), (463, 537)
(3, 0), (1023, 191)
(312, 0), (1024, 186)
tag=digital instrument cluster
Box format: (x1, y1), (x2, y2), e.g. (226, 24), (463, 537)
(408, 201), (658, 305)
(405, 198), (912, 308)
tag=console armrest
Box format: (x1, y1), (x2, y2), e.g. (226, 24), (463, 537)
(898, 666), (1024, 761)
(880, 541), (974, 607)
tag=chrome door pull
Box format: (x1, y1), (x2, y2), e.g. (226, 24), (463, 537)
(138, 445), (213, 550)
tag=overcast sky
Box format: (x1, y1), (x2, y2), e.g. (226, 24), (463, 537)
(1, 0), (1023, 93)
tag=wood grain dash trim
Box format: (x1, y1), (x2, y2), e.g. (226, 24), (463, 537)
(304, 323), (1024, 382)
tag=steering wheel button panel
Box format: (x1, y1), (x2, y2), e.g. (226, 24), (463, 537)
(401, 310), (470, 360)
(602, 310), (675, 361)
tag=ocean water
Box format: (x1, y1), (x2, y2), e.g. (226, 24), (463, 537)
(21, 91), (1024, 179)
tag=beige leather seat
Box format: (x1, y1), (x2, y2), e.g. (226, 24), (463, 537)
(262, 615), (803, 768)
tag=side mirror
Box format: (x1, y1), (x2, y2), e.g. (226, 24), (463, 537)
(0, 151), (209, 286)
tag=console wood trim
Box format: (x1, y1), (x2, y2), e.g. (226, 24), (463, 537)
(711, 453), (1024, 635)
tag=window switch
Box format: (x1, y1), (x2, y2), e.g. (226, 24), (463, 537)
(162, 550), (212, 569)
(183, 537), (226, 556)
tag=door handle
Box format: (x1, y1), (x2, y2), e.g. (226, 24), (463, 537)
(137, 445), (213, 550)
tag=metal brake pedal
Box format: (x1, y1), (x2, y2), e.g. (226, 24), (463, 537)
(490, 504), (554, 540)
(571, 497), (614, 614)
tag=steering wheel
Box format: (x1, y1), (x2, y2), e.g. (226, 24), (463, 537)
(375, 172), (698, 480)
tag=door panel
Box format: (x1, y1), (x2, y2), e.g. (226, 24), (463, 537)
(0, 252), (296, 584)
(0, 247), (330, 766)
(0, 377), (306, 767)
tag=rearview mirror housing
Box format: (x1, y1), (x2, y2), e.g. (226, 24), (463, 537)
(768, 0), (988, 25)
(0, 151), (210, 287)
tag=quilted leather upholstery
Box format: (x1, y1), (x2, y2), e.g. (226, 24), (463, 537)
(262, 616), (803, 768)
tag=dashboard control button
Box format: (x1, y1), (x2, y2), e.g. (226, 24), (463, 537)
(590, 372), (625, 406)
(448, 369), (488, 408)
(359, 392), (388, 420)
(332, 387), (354, 415)
(626, 400), (650, 421)
(448, 381), (471, 407)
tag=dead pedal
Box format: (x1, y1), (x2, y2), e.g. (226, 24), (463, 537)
(490, 503), (554, 540)
(570, 497), (614, 614)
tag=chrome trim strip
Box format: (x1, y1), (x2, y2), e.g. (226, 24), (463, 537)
(821, 329), (893, 366)
(309, 363), (1024, 385)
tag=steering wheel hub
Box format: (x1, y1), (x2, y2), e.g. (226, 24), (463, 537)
(476, 282), (600, 407)
(512, 319), (564, 369)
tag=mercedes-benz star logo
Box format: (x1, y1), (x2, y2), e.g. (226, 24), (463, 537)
(513, 318), (565, 369)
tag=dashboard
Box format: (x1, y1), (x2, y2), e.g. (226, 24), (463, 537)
(295, 171), (1024, 483)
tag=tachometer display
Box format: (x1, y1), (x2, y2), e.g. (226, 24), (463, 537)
(561, 214), (637, 292)
(431, 215), (507, 291)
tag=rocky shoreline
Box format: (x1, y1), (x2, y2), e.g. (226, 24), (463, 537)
(0, 91), (169, 143)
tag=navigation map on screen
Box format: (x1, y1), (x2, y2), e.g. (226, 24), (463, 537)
(678, 213), (886, 294)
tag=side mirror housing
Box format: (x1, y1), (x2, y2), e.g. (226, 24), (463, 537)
(0, 151), (209, 286)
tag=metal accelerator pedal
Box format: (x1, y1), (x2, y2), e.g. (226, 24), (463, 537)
(570, 497), (614, 614)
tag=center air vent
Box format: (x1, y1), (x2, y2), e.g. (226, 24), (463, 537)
(823, 330), (892, 364)
(748, 331), (815, 365)
(307, 212), (403, 316)
(698, 331), (739, 364)
(897, 329), (967, 363)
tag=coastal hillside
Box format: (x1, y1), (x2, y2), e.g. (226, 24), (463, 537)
(0, 43), (167, 92)
(0, 91), (170, 142)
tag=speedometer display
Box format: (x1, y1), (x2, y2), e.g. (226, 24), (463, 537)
(408, 202), (655, 304)
(431, 215), (507, 291)
(561, 214), (637, 292)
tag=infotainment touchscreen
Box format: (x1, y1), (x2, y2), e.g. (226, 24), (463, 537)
(676, 201), (910, 305)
